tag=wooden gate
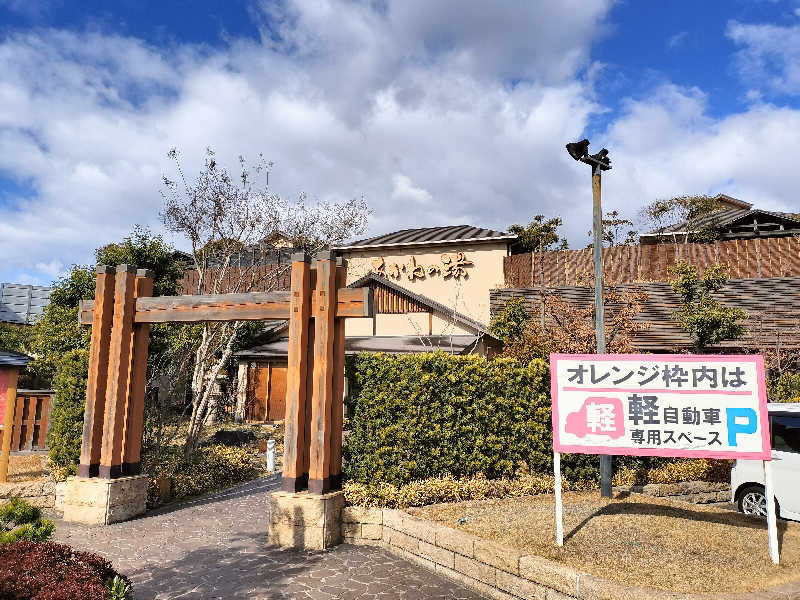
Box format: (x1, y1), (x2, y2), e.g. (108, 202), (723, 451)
(247, 364), (288, 423)
(75, 252), (372, 494)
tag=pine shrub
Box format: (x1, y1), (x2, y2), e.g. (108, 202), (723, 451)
(0, 498), (55, 544)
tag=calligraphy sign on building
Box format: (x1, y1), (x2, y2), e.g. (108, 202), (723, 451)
(550, 353), (770, 460)
(371, 253), (473, 281)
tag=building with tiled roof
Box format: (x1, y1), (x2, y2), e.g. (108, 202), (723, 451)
(640, 194), (800, 245)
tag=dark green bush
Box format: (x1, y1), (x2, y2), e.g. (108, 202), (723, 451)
(0, 498), (55, 544)
(344, 352), (669, 487)
(47, 349), (89, 474)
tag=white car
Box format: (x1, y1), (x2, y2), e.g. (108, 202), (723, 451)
(731, 402), (800, 521)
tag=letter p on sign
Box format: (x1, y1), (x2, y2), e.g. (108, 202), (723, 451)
(727, 407), (758, 446)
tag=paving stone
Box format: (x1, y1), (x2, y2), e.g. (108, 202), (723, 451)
(52, 475), (484, 600)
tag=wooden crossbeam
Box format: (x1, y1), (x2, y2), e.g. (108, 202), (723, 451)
(78, 287), (373, 324)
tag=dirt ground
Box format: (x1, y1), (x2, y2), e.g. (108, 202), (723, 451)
(5, 453), (47, 482)
(411, 491), (800, 594)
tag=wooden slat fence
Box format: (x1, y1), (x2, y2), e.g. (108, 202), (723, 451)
(505, 237), (800, 287)
(0, 390), (53, 451)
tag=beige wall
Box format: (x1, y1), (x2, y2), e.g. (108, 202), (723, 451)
(344, 313), (473, 337)
(342, 241), (508, 326)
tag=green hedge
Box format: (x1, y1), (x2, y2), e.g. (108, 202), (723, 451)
(344, 352), (667, 486)
(345, 353), (560, 484)
(47, 349), (89, 474)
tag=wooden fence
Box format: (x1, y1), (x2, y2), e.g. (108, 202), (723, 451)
(491, 277), (800, 352)
(0, 390), (53, 451)
(505, 237), (800, 288)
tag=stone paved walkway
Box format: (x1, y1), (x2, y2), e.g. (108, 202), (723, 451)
(53, 475), (484, 600)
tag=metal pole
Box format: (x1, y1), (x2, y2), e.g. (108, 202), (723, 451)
(763, 460), (780, 564)
(554, 451), (564, 546)
(592, 163), (613, 498)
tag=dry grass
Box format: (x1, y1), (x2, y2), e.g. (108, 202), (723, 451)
(5, 454), (47, 482)
(411, 491), (800, 594)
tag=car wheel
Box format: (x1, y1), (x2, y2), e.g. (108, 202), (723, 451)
(738, 485), (779, 518)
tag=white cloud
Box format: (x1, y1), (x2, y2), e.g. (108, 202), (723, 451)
(34, 260), (66, 278)
(0, 1), (611, 283)
(727, 17), (800, 95)
(0, 2), (799, 286)
(391, 174), (432, 205)
(667, 31), (688, 49)
(603, 84), (800, 225)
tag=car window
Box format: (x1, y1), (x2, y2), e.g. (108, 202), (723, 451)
(771, 415), (800, 454)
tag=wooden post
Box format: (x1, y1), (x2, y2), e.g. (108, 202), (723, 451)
(0, 368), (20, 483)
(309, 251), (337, 495)
(99, 265), (137, 479)
(282, 253), (312, 493)
(20, 395), (37, 450)
(121, 269), (153, 476)
(79, 266), (116, 478)
(303, 302), (316, 481)
(36, 394), (52, 449)
(329, 258), (347, 490)
(10, 395), (23, 451)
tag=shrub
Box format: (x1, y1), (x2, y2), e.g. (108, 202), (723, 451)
(343, 473), (563, 509)
(489, 297), (530, 343)
(143, 444), (265, 507)
(47, 349), (89, 474)
(344, 352), (700, 487)
(344, 460), (732, 509)
(769, 372), (800, 403)
(0, 541), (132, 600)
(0, 498), (55, 544)
(613, 458), (732, 486)
(344, 352), (613, 485)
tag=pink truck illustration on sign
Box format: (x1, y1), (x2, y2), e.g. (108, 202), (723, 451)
(565, 397), (625, 439)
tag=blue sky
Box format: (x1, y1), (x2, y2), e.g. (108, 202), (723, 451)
(1, 0), (799, 285)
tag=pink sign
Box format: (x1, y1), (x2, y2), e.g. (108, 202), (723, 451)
(550, 354), (770, 460)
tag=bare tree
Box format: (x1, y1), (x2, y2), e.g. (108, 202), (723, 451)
(503, 286), (650, 361)
(161, 148), (369, 455)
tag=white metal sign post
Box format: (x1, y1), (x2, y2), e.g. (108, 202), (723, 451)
(550, 353), (776, 562)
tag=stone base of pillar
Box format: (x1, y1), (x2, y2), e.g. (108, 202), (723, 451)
(62, 474), (148, 525)
(267, 489), (344, 550)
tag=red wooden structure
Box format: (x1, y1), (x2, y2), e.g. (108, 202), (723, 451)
(77, 252), (372, 494)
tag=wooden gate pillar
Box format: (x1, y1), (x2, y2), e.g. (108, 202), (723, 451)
(78, 266), (116, 478)
(282, 253), (312, 492)
(99, 265), (137, 478)
(329, 258), (347, 490)
(121, 269), (154, 476)
(309, 251), (337, 494)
